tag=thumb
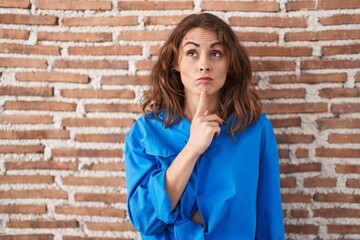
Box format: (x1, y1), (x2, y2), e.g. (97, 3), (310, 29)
(194, 90), (207, 118)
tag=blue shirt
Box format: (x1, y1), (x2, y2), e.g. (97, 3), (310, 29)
(125, 112), (285, 239)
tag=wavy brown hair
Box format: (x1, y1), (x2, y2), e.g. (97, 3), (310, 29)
(142, 13), (261, 137)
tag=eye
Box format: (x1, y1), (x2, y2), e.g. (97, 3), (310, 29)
(211, 50), (222, 57)
(186, 50), (197, 57)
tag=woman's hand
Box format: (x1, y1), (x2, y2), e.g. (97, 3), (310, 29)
(187, 90), (224, 155)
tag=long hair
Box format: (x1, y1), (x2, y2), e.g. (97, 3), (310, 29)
(141, 13), (261, 137)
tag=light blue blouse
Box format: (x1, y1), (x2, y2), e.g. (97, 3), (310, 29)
(125, 112), (285, 239)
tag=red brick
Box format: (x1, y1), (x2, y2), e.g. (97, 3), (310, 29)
(0, 14), (57, 25)
(303, 177), (337, 188)
(0, 130), (69, 139)
(136, 60), (155, 71)
(276, 134), (314, 144)
(322, 44), (360, 55)
(54, 59), (127, 69)
(247, 46), (312, 56)
(327, 224), (360, 234)
(63, 237), (126, 240)
(86, 221), (135, 231)
(262, 103), (327, 114)
(0, 115), (53, 124)
(257, 89), (305, 99)
(285, 30), (360, 41)
(230, 17), (307, 28)
(101, 75), (149, 85)
(145, 15), (186, 26)
(202, 1), (279, 12)
(0, 145), (44, 154)
(332, 103), (360, 113)
(314, 208), (360, 218)
(0, 57), (47, 68)
(329, 134), (360, 143)
(62, 176), (125, 187)
(280, 177), (297, 188)
(291, 209), (309, 218)
(295, 148), (309, 158)
(74, 193), (126, 203)
(282, 193), (311, 203)
(75, 133), (125, 143)
(7, 219), (78, 228)
(0, 29), (29, 40)
(316, 148), (360, 158)
(286, 0), (360, 11)
(0, 189), (67, 199)
(0, 43), (60, 55)
(278, 149), (289, 159)
(64, 16), (138, 26)
(356, 72), (360, 82)
(0, 234), (53, 240)
(251, 60), (296, 71)
(52, 148), (123, 158)
(0, 205), (46, 214)
(4, 101), (76, 112)
(285, 224), (318, 234)
(37, 0), (111, 10)
(5, 160), (77, 171)
(319, 88), (360, 98)
(281, 163), (321, 173)
(68, 45), (142, 56)
(118, 1), (193, 10)
(0, 86), (53, 97)
(320, 14), (360, 25)
(0, 0), (30, 8)
(347, 179), (360, 188)
(0, 175), (54, 184)
(61, 89), (135, 99)
(268, 73), (347, 84)
(85, 103), (141, 113)
(62, 118), (134, 127)
(317, 118), (360, 129)
(314, 193), (360, 203)
(120, 30), (171, 41)
(269, 117), (301, 128)
(302, 59), (360, 69)
(37, 32), (112, 42)
(55, 205), (126, 218)
(336, 164), (360, 174)
(16, 72), (89, 83)
(235, 31), (278, 42)
(82, 162), (124, 171)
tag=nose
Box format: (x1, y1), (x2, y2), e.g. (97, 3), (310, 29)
(200, 66), (211, 72)
(199, 56), (211, 73)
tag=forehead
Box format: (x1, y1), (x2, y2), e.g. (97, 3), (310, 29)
(182, 27), (220, 45)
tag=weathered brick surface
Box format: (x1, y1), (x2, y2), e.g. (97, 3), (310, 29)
(0, 0), (358, 239)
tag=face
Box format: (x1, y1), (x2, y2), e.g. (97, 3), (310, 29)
(177, 27), (230, 99)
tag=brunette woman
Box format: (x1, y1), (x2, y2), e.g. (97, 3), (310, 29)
(125, 13), (285, 239)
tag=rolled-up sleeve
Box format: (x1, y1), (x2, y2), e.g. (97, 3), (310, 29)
(255, 118), (285, 239)
(125, 125), (179, 235)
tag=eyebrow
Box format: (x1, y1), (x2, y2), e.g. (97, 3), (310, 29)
(183, 41), (223, 48)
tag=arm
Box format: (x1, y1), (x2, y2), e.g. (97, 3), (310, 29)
(166, 90), (223, 210)
(255, 118), (285, 239)
(125, 127), (178, 235)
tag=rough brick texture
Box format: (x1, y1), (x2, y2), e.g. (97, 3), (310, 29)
(0, 0), (359, 239)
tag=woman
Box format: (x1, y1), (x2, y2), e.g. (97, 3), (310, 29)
(125, 13), (285, 239)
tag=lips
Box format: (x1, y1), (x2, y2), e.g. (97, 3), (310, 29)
(197, 77), (213, 84)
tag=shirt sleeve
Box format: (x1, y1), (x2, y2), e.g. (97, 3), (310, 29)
(255, 117), (285, 239)
(124, 121), (179, 235)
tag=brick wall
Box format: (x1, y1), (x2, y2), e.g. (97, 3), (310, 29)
(0, 0), (359, 239)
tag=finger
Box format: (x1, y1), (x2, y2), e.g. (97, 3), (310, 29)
(201, 114), (224, 125)
(194, 90), (207, 118)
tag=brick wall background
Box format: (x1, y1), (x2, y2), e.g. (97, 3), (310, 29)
(0, 0), (359, 239)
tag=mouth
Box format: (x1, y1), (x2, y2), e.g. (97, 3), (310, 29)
(197, 77), (213, 84)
